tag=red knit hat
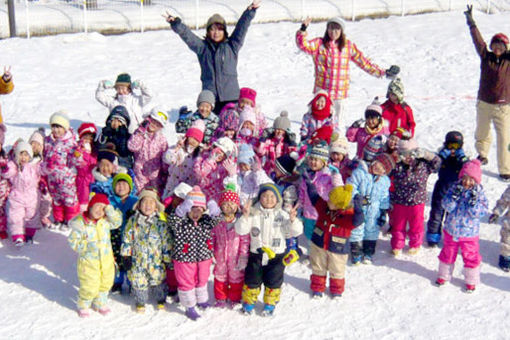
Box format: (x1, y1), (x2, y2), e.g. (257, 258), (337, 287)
(78, 122), (98, 139)
(239, 87), (257, 106)
(459, 159), (482, 184)
(88, 193), (110, 211)
(374, 153), (396, 175)
(310, 124), (334, 145)
(219, 185), (240, 208)
(185, 119), (206, 143)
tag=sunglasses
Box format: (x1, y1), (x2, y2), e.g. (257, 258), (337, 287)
(446, 142), (461, 150)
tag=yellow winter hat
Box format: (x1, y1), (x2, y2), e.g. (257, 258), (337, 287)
(50, 110), (70, 130)
(329, 184), (353, 210)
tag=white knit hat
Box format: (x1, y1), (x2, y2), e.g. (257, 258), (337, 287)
(50, 110), (70, 130)
(149, 106), (168, 127)
(15, 140), (33, 161)
(213, 137), (237, 158)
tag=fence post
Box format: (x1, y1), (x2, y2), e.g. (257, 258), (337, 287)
(486, 0), (491, 14)
(448, 0), (452, 11)
(351, 0), (355, 21)
(195, 0), (199, 30)
(83, 0), (88, 33)
(301, 0), (304, 20)
(401, 0), (405, 16)
(7, 0), (16, 37)
(140, 0), (144, 33)
(24, 0), (30, 39)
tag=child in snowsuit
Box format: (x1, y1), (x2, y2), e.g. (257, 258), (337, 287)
(90, 148), (133, 198)
(0, 124), (10, 239)
(306, 182), (364, 298)
(390, 139), (441, 255)
(96, 73), (153, 134)
(300, 90), (337, 143)
(96, 105), (134, 169)
(346, 98), (390, 159)
(212, 185), (250, 308)
(68, 193), (122, 317)
(162, 119), (205, 200)
(435, 159), (488, 292)
(175, 90), (219, 144)
(381, 78), (415, 138)
(2, 141), (41, 246)
(329, 137), (354, 183)
(213, 105), (239, 141)
(43, 111), (79, 229)
(109, 173), (138, 293)
(427, 131), (469, 247)
(128, 107), (168, 193)
(236, 183), (303, 315)
(236, 106), (259, 147)
(488, 185), (510, 271)
(347, 153), (394, 264)
(121, 189), (172, 313)
(236, 87), (267, 137)
(73, 123), (98, 212)
(167, 186), (221, 320)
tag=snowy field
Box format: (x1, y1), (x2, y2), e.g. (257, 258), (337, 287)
(1, 8), (510, 340)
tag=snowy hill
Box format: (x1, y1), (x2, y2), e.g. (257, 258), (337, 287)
(0, 9), (510, 339)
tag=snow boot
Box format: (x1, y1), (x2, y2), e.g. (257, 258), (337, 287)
(465, 284), (476, 293)
(78, 308), (91, 318)
(350, 241), (363, 265)
(197, 302), (210, 310)
(435, 278), (447, 286)
(242, 302), (255, 315)
(156, 300), (166, 310)
(214, 300), (227, 308)
(185, 307), (201, 320)
(312, 291), (323, 299)
(135, 303), (145, 314)
(262, 304), (275, 316)
(498, 255), (510, 272)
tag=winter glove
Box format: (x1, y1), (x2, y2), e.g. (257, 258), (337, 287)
(283, 249), (299, 266)
(261, 246), (276, 260)
(438, 147), (452, 160)
(385, 65), (400, 79)
(122, 256), (133, 271)
(175, 199), (193, 218)
(131, 80), (141, 89)
(376, 209), (388, 228)
(207, 200), (221, 217)
(328, 164), (340, 175)
(351, 119), (365, 129)
(464, 5), (475, 27)
(104, 205), (118, 219)
(450, 184), (464, 201)
(468, 186), (479, 207)
(488, 213), (499, 224)
(101, 80), (113, 89)
(400, 129), (412, 140)
(454, 148), (467, 162)
(38, 180), (48, 195)
(223, 158), (237, 176)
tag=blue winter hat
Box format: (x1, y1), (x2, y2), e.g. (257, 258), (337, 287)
(237, 143), (255, 165)
(257, 183), (282, 204)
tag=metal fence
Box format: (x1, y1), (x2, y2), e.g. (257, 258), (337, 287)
(1, 0), (509, 38)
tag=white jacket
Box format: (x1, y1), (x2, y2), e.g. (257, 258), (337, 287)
(235, 202), (303, 255)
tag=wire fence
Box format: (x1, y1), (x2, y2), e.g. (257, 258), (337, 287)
(1, 0), (509, 38)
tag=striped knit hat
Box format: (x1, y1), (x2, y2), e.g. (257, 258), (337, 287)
(309, 142), (330, 163)
(374, 153), (396, 175)
(257, 183), (282, 204)
(186, 186), (207, 209)
(363, 135), (386, 162)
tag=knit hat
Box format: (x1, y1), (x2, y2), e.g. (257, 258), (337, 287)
(88, 193), (110, 211)
(390, 127), (405, 140)
(239, 87), (257, 107)
(0, 124), (5, 146)
(78, 122), (97, 139)
(196, 90), (216, 109)
(309, 142), (330, 163)
(50, 110), (70, 130)
(365, 97), (383, 119)
(273, 111), (291, 131)
(329, 184), (353, 210)
(14, 140), (33, 161)
(398, 138), (419, 153)
(491, 33), (509, 49)
(206, 13), (226, 30)
(219, 183), (240, 208)
(238, 143), (255, 165)
(363, 135), (386, 162)
(220, 108), (240, 131)
(97, 148), (119, 165)
(108, 105), (130, 127)
(112, 173), (133, 192)
(149, 106), (168, 127)
(213, 137), (236, 158)
(459, 159), (482, 184)
(310, 124), (334, 145)
(330, 137), (349, 155)
(135, 188), (165, 212)
(186, 186), (207, 209)
(185, 119), (206, 143)
(387, 78), (405, 103)
(374, 153), (396, 175)
(257, 183), (282, 204)
(327, 17), (346, 31)
(28, 127), (45, 146)
(172, 182), (193, 199)
(115, 73), (131, 87)
(275, 152), (299, 176)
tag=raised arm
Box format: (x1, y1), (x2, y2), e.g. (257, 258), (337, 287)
(464, 5), (488, 58)
(165, 13), (205, 55)
(229, 6), (258, 53)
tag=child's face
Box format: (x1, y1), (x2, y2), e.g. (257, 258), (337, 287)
(307, 157), (325, 171)
(89, 203), (106, 220)
(188, 206), (205, 221)
(461, 175), (476, 190)
(51, 124), (66, 139)
(387, 135), (400, 149)
(238, 98), (254, 109)
(98, 159), (115, 177)
(224, 129), (236, 139)
(260, 190), (278, 209)
(115, 85), (130, 96)
(400, 150), (414, 165)
(491, 41), (506, 57)
(327, 22), (342, 41)
(314, 96), (327, 110)
(241, 121), (255, 132)
(221, 201), (238, 216)
(198, 102), (213, 118)
(211, 148), (226, 163)
(274, 129), (286, 140)
(30, 141), (43, 156)
(114, 180), (131, 198)
(274, 167), (285, 178)
(186, 137), (200, 151)
(366, 117), (380, 129)
(81, 133), (95, 144)
(239, 163), (251, 173)
(139, 197), (157, 216)
(18, 151), (31, 166)
(110, 118), (124, 130)
(330, 152), (344, 162)
(370, 160), (386, 176)
(207, 24), (225, 43)
(389, 92), (399, 104)
(147, 118), (163, 133)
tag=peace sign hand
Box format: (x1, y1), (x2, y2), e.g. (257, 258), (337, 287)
(2, 66), (12, 82)
(464, 5), (475, 26)
(162, 10), (176, 23)
(242, 199), (252, 217)
(289, 203), (299, 222)
(303, 17), (312, 27)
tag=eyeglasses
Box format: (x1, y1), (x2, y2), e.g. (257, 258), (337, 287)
(446, 142), (461, 150)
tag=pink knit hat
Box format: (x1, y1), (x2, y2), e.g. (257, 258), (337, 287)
(459, 159), (482, 184)
(186, 186), (207, 209)
(239, 87), (257, 106)
(28, 128), (45, 146)
(185, 119), (206, 143)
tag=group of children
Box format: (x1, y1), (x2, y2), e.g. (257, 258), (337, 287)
(1, 70), (509, 319)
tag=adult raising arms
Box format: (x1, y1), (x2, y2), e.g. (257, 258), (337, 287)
(296, 17), (399, 133)
(164, 0), (261, 114)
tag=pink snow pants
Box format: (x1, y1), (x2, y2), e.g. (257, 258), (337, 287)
(390, 203), (425, 250)
(7, 199), (40, 237)
(173, 259), (213, 291)
(438, 231), (482, 268)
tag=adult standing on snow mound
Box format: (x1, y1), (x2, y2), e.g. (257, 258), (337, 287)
(296, 17), (400, 134)
(464, 5), (510, 182)
(164, 0), (261, 114)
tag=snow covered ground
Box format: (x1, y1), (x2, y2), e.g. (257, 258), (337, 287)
(1, 8), (510, 340)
